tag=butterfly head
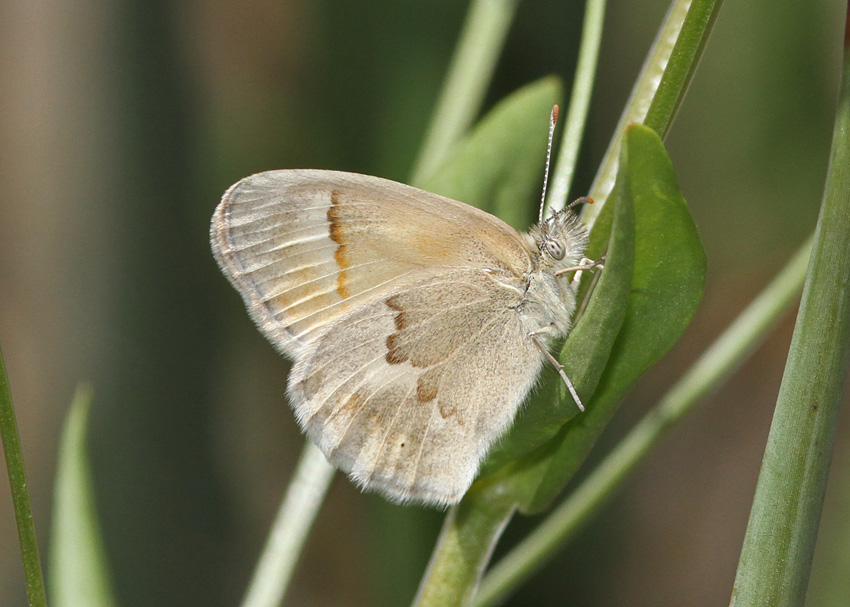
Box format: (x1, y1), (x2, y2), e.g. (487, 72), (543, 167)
(530, 208), (589, 273)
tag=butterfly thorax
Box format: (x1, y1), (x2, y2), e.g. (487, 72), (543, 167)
(517, 208), (590, 344)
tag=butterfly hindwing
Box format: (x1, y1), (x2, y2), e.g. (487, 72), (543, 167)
(288, 269), (544, 506)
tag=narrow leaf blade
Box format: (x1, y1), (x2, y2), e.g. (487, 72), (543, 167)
(49, 385), (117, 607)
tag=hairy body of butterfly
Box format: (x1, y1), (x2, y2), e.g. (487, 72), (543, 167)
(211, 169), (589, 506)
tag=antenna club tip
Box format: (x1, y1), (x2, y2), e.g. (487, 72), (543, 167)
(587, 197), (594, 204)
(551, 105), (559, 124)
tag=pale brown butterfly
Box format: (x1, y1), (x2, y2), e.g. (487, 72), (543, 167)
(210, 109), (600, 506)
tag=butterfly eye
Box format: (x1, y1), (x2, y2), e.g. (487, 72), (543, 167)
(546, 239), (565, 260)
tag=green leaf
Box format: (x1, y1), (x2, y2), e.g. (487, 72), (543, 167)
(49, 385), (117, 607)
(513, 124), (706, 513)
(419, 76), (562, 229)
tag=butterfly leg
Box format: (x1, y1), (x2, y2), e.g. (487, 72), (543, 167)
(558, 255), (605, 293)
(554, 255), (605, 277)
(529, 332), (585, 412)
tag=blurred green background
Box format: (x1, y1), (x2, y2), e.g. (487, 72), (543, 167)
(1, 0), (849, 605)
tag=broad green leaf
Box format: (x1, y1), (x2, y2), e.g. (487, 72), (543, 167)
(419, 77), (562, 229)
(514, 124), (706, 513)
(478, 167), (634, 478)
(49, 385), (117, 607)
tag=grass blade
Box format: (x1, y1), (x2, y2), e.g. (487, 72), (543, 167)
(49, 385), (117, 607)
(0, 342), (48, 607)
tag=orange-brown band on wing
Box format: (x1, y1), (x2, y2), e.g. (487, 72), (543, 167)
(327, 189), (351, 299)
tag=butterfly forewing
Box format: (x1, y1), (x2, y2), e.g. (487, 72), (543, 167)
(211, 170), (531, 358)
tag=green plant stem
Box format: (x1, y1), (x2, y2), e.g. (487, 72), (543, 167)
(239, 441), (335, 607)
(546, 0), (607, 213)
(730, 34), (850, 607)
(584, 0), (723, 225)
(0, 343), (48, 607)
(412, 482), (517, 607)
(474, 237), (813, 607)
(410, 0), (520, 184)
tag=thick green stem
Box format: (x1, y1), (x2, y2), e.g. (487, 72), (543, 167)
(240, 441), (335, 607)
(0, 344), (48, 607)
(412, 482), (516, 607)
(730, 31), (850, 607)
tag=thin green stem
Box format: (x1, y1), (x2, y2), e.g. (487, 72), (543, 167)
(730, 32), (850, 607)
(474, 238), (813, 607)
(584, 0), (724, 226)
(239, 441), (335, 607)
(546, 0), (607, 213)
(410, 0), (521, 185)
(0, 343), (48, 607)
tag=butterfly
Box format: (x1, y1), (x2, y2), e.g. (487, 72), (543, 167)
(210, 165), (601, 506)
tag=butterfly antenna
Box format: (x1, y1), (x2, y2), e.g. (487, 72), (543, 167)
(538, 105), (559, 224)
(566, 196), (594, 210)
